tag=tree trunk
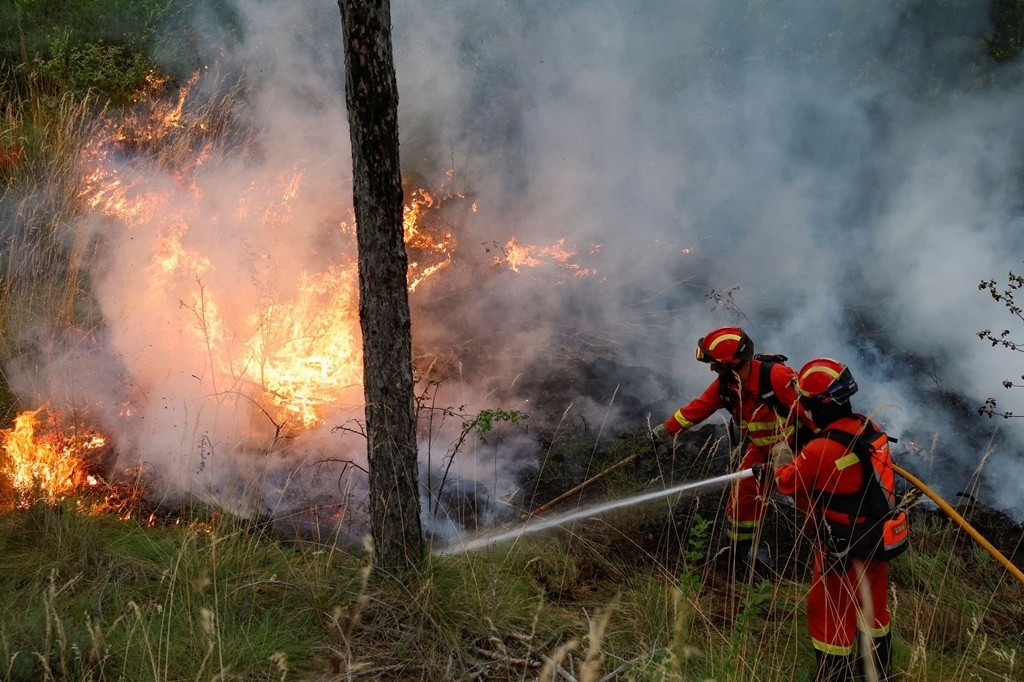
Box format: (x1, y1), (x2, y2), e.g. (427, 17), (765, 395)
(338, 0), (423, 569)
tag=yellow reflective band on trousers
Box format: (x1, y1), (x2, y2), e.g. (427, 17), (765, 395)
(744, 425), (794, 448)
(861, 622), (890, 638)
(743, 418), (784, 432)
(741, 415), (791, 439)
(812, 638), (855, 656)
(726, 519), (758, 541)
(748, 432), (790, 447)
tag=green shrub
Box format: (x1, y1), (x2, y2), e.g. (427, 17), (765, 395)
(989, 0), (1024, 62)
(33, 30), (154, 106)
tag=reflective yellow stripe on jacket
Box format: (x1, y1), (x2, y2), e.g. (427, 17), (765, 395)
(672, 409), (696, 430)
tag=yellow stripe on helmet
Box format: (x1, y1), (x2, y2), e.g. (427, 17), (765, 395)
(707, 333), (742, 351)
(797, 365), (841, 397)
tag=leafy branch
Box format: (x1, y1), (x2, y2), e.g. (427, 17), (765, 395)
(977, 272), (1024, 418)
(431, 408), (529, 518)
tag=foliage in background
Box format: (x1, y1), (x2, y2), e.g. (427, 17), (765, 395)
(989, 0), (1024, 61)
(0, 0), (234, 108)
(3, 0), (153, 100)
(32, 29), (154, 107)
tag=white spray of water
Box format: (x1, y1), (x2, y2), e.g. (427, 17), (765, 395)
(433, 468), (753, 556)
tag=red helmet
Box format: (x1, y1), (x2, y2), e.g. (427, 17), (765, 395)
(695, 326), (754, 367)
(796, 358), (858, 404)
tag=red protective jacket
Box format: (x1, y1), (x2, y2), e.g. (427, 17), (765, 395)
(663, 358), (808, 539)
(662, 358), (802, 453)
(774, 414), (870, 525)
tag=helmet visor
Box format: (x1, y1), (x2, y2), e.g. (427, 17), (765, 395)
(695, 338), (710, 363)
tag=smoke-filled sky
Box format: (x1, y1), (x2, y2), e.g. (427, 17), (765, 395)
(9, 0), (1024, 530)
(387, 0), (1024, 517)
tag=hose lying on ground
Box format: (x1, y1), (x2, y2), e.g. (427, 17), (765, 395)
(893, 463), (1024, 586)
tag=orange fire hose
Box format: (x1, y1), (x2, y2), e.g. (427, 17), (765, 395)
(893, 463), (1024, 586)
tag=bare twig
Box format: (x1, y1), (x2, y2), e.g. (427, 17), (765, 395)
(538, 653), (578, 682)
(348, 662), (408, 679)
(597, 658), (637, 681)
(471, 645), (541, 669)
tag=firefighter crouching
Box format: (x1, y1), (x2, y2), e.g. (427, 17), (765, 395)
(760, 358), (909, 682)
(652, 326), (811, 575)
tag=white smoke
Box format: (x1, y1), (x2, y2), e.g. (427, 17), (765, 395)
(8, 0), (1024, 527)
(389, 0), (1024, 515)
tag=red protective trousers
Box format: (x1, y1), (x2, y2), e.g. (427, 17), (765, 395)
(727, 445), (770, 541)
(807, 551), (891, 656)
(775, 414), (894, 676)
(662, 359), (802, 541)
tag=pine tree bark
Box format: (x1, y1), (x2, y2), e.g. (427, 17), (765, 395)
(338, 0), (423, 569)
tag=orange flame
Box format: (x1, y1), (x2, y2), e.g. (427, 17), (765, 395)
(404, 188), (459, 291)
(495, 237), (597, 279)
(74, 88), (466, 429)
(72, 73), (599, 433)
(0, 409), (106, 505)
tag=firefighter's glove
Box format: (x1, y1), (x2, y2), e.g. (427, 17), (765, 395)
(651, 423), (671, 443)
(770, 441), (794, 468)
(751, 462), (773, 485)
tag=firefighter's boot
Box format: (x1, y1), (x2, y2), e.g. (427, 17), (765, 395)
(856, 633), (892, 681)
(724, 539), (750, 581)
(726, 539), (773, 582)
(748, 542), (773, 580)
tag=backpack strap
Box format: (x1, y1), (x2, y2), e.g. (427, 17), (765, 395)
(816, 418), (894, 519)
(814, 418), (910, 564)
(716, 356), (787, 415)
(754, 355), (790, 418)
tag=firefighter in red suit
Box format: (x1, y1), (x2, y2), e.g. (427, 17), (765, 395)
(652, 326), (808, 573)
(770, 358), (894, 682)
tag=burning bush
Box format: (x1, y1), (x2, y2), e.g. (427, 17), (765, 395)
(0, 408), (109, 508)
